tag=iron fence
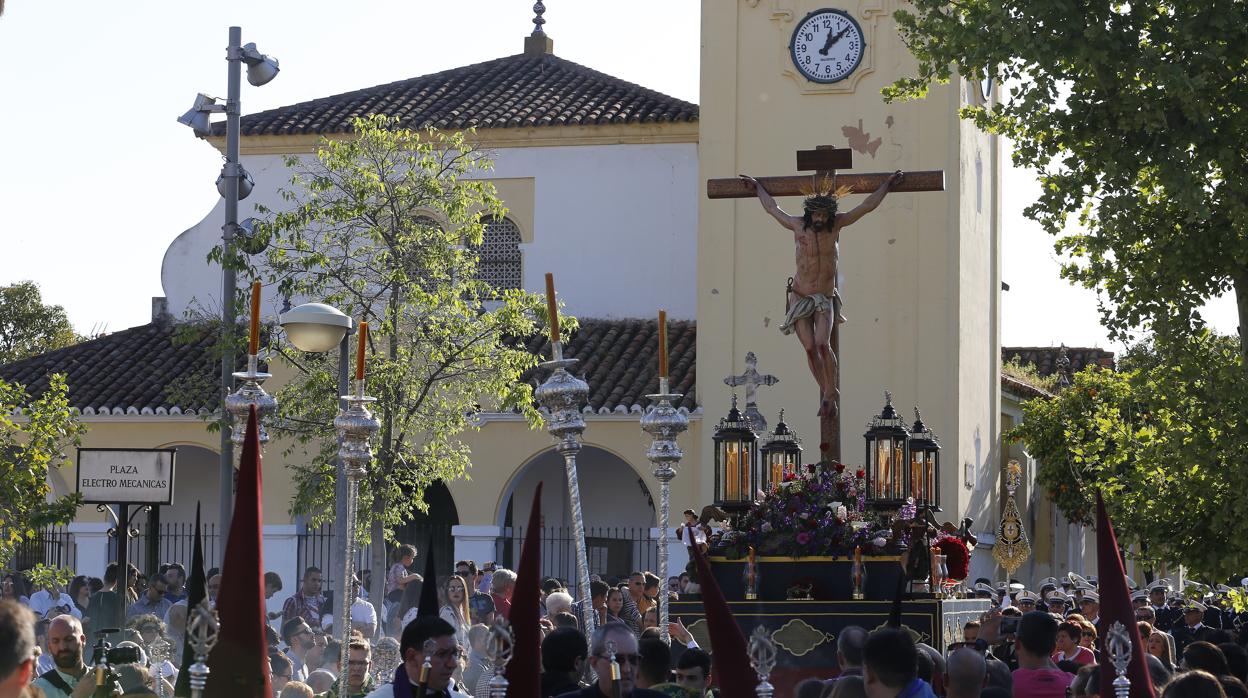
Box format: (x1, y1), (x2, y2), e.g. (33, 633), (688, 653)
(124, 522), (221, 575)
(6, 526), (75, 572)
(296, 523), (455, 595)
(495, 526), (658, 585)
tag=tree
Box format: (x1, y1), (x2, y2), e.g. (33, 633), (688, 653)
(232, 115), (559, 606)
(1009, 333), (1248, 581)
(886, 1), (1248, 366)
(0, 374), (86, 569)
(0, 282), (78, 364)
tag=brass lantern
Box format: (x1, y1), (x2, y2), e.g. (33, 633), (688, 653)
(863, 391), (909, 507)
(713, 395), (759, 513)
(760, 409), (802, 491)
(908, 407), (941, 511)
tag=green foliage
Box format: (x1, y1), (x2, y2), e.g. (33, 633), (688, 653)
(0, 282), (79, 364)
(0, 374), (85, 568)
(23, 564), (74, 591)
(220, 115), (561, 543)
(888, 0), (1248, 359)
(1001, 356), (1061, 393)
(1008, 334), (1248, 580)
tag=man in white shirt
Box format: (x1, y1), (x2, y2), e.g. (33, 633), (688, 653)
(31, 615), (93, 698)
(28, 585), (79, 621)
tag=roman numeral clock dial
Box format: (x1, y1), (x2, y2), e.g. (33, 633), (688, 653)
(790, 8), (865, 84)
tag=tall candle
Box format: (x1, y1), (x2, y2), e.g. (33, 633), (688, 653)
(355, 321), (368, 381)
(658, 310), (668, 378)
(248, 280), (261, 356)
(544, 273), (560, 344)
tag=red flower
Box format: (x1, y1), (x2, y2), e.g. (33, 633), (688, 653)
(855, 470), (866, 480)
(819, 442), (830, 451)
(834, 462), (846, 473)
(783, 473), (795, 482)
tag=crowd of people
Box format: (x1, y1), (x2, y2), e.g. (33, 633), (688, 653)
(2, 554), (1246, 698)
(0, 547), (711, 698)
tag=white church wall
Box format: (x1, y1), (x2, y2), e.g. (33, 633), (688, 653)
(161, 141), (698, 322)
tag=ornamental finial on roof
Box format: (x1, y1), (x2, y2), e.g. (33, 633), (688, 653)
(532, 1), (547, 35)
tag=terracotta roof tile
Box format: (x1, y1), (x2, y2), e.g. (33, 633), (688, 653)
(1001, 346), (1116, 377)
(2, 319), (698, 417)
(0, 322), (221, 416)
(519, 318), (696, 414)
(215, 53), (698, 138)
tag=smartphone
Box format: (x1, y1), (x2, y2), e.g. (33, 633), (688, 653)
(1000, 616), (1020, 635)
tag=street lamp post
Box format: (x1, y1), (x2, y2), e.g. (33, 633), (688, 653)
(179, 26), (278, 556)
(279, 303), (358, 691)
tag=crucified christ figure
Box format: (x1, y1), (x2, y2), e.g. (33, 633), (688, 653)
(739, 170), (904, 417)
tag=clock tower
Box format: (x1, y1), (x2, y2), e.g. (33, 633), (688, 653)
(695, 1), (1002, 530)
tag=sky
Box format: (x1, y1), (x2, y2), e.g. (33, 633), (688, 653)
(0, 1), (1237, 351)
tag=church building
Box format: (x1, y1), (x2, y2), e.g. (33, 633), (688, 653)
(2, 4), (1105, 606)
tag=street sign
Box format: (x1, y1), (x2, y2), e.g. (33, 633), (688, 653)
(76, 448), (176, 505)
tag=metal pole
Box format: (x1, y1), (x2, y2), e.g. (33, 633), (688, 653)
(534, 343), (595, 637)
(218, 25), (243, 560)
(333, 332), (350, 603)
(335, 379), (380, 698)
(116, 504), (130, 631)
(641, 376), (688, 645)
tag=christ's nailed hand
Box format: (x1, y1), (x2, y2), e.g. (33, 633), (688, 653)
(888, 170), (904, 188)
(738, 174), (758, 190)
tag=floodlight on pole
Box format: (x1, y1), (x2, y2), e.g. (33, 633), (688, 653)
(241, 42), (280, 86)
(175, 26), (280, 561)
(216, 163), (255, 200)
(176, 93), (224, 137)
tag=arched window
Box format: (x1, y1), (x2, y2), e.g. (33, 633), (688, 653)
(473, 216), (522, 291)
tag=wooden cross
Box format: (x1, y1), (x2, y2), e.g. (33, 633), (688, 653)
(707, 145), (945, 465)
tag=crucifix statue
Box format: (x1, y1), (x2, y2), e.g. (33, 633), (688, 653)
(724, 351), (778, 433)
(709, 145), (944, 463)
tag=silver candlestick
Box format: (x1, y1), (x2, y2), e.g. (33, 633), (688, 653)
(187, 600), (218, 698)
(486, 616), (514, 698)
(148, 635), (172, 698)
(333, 378), (380, 698)
(534, 341), (595, 637)
(748, 625), (777, 698)
(372, 637), (400, 686)
(1106, 620), (1132, 698)
(225, 353), (279, 444)
(640, 376), (688, 644)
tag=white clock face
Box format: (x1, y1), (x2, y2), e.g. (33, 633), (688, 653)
(790, 9), (865, 84)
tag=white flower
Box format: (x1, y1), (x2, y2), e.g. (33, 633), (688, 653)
(871, 536), (888, 548)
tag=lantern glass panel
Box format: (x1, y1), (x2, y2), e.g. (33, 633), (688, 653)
(911, 451), (927, 503)
(891, 438), (906, 501)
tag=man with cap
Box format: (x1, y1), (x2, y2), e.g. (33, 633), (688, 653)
(1170, 601), (1214, 655)
(1131, 590), (1148, 611)
(1149, 581), (1176, 631)
(973, 583), (996, 601)
(1045, 592), (1069, 617)
(1078, 591), (1100, 626)
(1038, 578), (1058, 602)
(1016, 591), (1039, 614)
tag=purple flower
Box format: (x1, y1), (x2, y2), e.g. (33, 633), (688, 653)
(796, 531), (812, 545)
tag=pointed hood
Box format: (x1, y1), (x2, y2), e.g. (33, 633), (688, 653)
(416, 536), (440, 619)
(204, 406), (271, 698)
(504, 483), (543, 697)
(1096, 492), (1157, 698)
(174, 502), (205, 697)
(687, 525), (756, 698)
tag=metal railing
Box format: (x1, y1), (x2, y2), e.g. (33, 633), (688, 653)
(6, 526), (75, 571)
(124, 522), (221, 575)
(296, 523), (456, 595)
(495, 526), (658, 585)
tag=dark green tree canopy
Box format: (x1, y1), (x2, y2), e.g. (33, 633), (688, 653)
(888, 0), (1248, 358)
(1009, 334), (1248, 580)
(0, 282), (78, 364)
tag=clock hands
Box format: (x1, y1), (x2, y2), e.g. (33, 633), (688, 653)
(819, 25), (853, 56)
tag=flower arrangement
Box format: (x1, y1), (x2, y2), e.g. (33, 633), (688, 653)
(719, 463), (905, 558)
